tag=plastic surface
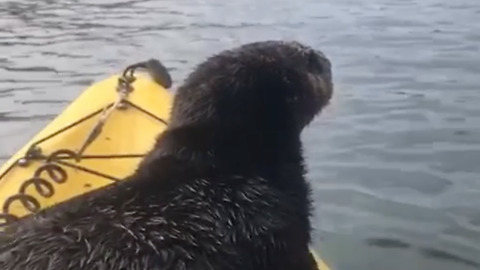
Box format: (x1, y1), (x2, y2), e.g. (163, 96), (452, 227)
(0, 73), (172, 220)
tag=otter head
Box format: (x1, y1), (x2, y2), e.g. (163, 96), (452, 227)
(169, 40), (333, 134)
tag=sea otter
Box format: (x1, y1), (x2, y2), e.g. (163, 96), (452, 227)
(0, 40), (333, 270)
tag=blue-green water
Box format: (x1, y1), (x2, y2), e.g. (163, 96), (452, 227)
(1, 1), (480, 269)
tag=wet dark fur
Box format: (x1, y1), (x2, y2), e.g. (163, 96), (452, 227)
(0, 40), (333, 270)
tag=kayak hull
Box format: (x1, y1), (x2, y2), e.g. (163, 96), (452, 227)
(0, 73), (172, 221)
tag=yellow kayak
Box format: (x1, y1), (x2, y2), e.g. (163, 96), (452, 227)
(0, 60), (331, 270)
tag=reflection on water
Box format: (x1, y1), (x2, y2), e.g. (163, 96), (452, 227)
(1, 0), (480, 269)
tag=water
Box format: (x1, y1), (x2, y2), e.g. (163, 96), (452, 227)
(1, 0), (480, 269)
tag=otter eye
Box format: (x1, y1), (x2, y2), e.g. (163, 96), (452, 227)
(307, 52), (324, 73)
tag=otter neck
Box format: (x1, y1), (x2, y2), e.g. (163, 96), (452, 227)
(141, 121), (305, 183)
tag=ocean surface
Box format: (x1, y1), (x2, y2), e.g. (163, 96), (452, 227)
(1, 0), (480, 269)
